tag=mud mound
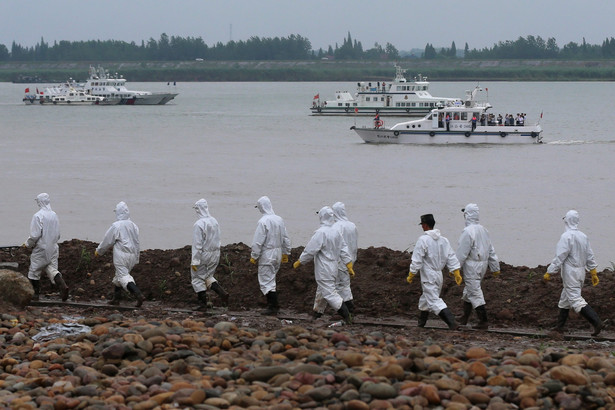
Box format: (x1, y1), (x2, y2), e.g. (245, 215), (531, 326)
(3, 239), (615, 332)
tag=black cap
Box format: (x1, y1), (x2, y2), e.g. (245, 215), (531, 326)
(419, 214), (435, 226)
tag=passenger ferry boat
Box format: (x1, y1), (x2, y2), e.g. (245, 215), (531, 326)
(351, 86), (543, 144)
(310, 65), (457, 116)
(82, 66), (177, 105)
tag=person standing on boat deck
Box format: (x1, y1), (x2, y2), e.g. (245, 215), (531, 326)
(95, 201), (144, 307)
(456, 204), (500, 329)
(312, 202), (358, 319)
(445, 113), (451, 131)
(294, 206), (355, 325)
(23, 193), (69, 302)
(471, 114), (477, 131)
(250, 196), (291, 316)
(190, 198), (229, 311)
(543, 210), (605, 336)
(406, 214), (462, 330)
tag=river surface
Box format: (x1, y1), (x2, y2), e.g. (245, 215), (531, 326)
(1, 80), (614, 268)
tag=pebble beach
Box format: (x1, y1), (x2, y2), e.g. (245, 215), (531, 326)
(1, 306), (615, 410)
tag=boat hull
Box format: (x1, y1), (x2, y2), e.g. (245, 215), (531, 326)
(352, 126), (543, 144)
(131, 93), (178, 105)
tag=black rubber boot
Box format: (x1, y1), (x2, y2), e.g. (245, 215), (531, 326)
(108, 286), (122, 305)
(552, 308), (569, 332)
(53, 273), (69, 301)
(126, 282), (145, 307)
(337, 303), (353, 325)
(475, 305), (489, 330)
(459, 301), (473, 325)
(196, 291), (209, 311)
(580, 305), (605, 336)
(438, 308), (459, 330)
(210, 282), (229, 306)
(261, 291), (279, 316)
(29, 279), (40, 301)
(417, 310), (429, 328)
(312, 311), (323, 320)
(345, 300), (355, 315)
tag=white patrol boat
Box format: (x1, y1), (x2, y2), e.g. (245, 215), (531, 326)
(350, 87), (543, 144)
(44, 89), (111, 105)
(82, 65), (177, 105)
(310, 65), (457, 116)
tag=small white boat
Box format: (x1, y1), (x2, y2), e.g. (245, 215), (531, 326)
(351, 86), (543, 144)
(44, 89), (111, 105)
(310, 65), (457, 116)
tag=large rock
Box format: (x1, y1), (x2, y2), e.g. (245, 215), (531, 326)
(0, 269), (34, 307)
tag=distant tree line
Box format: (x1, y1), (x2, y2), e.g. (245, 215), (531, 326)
(2, 32), (615, 62)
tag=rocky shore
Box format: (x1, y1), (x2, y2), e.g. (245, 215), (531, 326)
(1, 304), (615, 409)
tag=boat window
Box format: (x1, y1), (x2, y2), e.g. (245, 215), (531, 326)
(381, 97), (384, 101)
(366, 97), (370, 102)
(461, 112), (467, 120)
(454, 112), (460, 120)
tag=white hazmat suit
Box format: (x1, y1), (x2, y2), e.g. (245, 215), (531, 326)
(299, 206), (353, 312)
(96, 202), (140, 290)
(191, 199), (221, 293)
(547, 210), (598, 313)
(26, 193), (62, 281)
(251, 196), (291, 295)
(313, 202), (358, 314)
(457, 204), (500, 308)
(410, 228), (460, 315)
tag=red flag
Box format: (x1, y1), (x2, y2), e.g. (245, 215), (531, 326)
(25, 87), (29, 93)
(354, 107), (358, 113)
(313, 94), (319, 99)
(540, 111), (543, 118)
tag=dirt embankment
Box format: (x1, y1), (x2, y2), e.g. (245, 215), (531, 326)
(2, 239), (614, 333)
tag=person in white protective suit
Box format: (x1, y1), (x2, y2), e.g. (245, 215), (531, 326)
(95, 201), (144, 307)
(250, 196), (291, 315)
(543, 210), (605, 336)
(190, 199), (229, 310)
(456, 204), (500, 329)
(312, 202), (358, 319)
(407, 214), (462, 330)
(23, 193), (69, 301)
(293, 206), (356, 324)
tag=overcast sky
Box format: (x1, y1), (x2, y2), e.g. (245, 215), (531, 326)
(1, 0), (613, 53)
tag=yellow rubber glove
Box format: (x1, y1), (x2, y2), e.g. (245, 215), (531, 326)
(21, 243), (27, 248)
(406, 271), (415, 284)
(492, 271), (500, 277)
(543, 273), (551, 281)
(293, 260), (301, 269)
(191, 265), (198, 271)
(590, 268), (599, 286)
(453, 269), (463, 286)
(281, 254), (289, 263)
(94, 250), (99, 257)
(346, 262), (355, 277)
(250, 257), (257, 265)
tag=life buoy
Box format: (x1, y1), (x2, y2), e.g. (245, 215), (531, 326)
(465, 131), (471, 137)
(345, 108), (349, 113)
(531, 132), (537, 138)
(429, 131), (435, 137)
(406, 108), (410, 113)
(393, 130), (399, 136)
(500, 132), (507, 137)
(374, 120), (383, 128)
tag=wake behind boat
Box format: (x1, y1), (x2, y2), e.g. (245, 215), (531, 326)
(310, 65), (457, 116)
(350, 86), (543, 144)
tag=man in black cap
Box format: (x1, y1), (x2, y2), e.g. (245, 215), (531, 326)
(406, 213), (462, 329)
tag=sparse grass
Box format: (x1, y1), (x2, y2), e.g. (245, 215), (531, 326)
(75, 247), (91, 272)
(528, 271), (536, 280)
(157, 279), (168, 297)
(222, 252), (235, 281)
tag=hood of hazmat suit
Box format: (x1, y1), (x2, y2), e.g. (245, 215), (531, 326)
(192, 198), (221, 266)
(256, 196), (274, 215)
(26, 193), (61, 267)
(462, 203), (480, 226)
(547, 210), (598, 312)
